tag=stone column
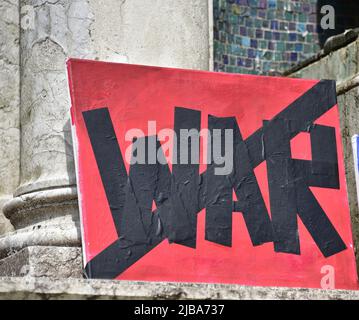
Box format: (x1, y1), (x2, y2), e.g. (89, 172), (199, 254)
(0, 0), (212, 278)
(0, 0), (19, 235)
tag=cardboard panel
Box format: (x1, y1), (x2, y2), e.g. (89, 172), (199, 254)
(352, 135), (359, 208)
(68, 58), (358, 289)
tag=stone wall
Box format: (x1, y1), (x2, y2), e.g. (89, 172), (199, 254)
(288, 36), (359, 83)
(1, 277), (359, 300)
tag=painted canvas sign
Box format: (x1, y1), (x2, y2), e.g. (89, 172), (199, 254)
(68, 58), (358, 289)
(352, 135), (359, 209)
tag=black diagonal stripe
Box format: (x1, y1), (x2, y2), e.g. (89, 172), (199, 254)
(245, 80), (337, 168)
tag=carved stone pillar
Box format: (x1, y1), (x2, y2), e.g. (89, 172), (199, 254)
(0, 0), (19, 235)
(0, 0), (212, 278)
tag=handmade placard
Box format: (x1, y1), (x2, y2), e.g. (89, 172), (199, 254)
(352, 135), (359, 209)
(68, 58), (358, 289)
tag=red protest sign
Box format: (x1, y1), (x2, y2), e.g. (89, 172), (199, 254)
(68, 58), (358, 289)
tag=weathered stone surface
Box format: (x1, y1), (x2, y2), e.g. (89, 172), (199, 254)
(0, 187), (81, 258)
(88, 0), (212, 70)
(0, 0), (19, 235)
(16, 0), (211, 200)
(323, 29), (359, 55)
(290, 39), (359, 86)
(337, 86), (359, 268)
(0, 246), (82, 279)
(0, 277), (358, 300)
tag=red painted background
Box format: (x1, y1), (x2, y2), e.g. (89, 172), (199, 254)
(68, 58), (358, 290)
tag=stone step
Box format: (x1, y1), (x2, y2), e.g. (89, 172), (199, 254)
(0, 276), (358, 300)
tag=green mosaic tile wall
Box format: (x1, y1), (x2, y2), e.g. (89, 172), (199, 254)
(214, 0), (321, 75)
